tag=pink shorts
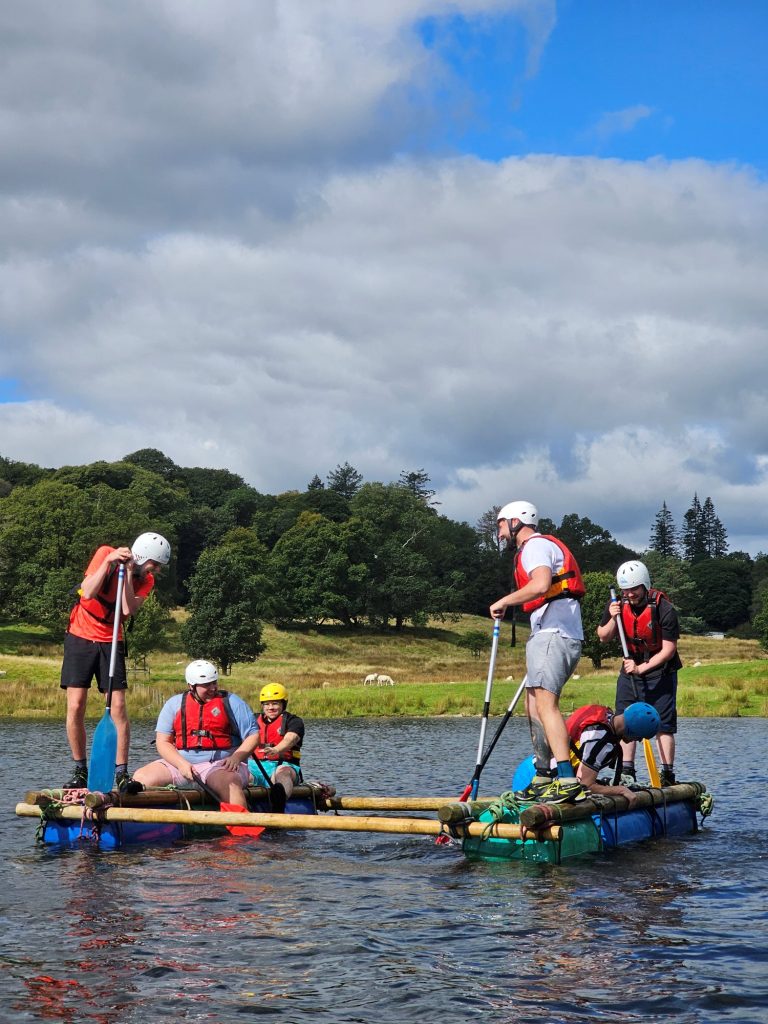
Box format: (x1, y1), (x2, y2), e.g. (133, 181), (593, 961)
(157, 759), (251, 788)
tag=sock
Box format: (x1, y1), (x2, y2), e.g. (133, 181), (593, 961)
(75, 758), (87, 769)
(115, 763), (128, 776)
(622, 761), (636, 775)
(662, 763), (674, 773)
(556, 760), (575, 780)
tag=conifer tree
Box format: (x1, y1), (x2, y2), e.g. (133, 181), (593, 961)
(682, 494), (708, 561)
(649, 501), (679, 557)
(326, 462), (363, 500)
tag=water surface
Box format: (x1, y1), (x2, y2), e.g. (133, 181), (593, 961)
(1, 717), (766, 1023)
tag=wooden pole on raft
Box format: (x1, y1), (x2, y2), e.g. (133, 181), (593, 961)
(23, 784), (330, 810)
(14, 802), (561, 841)
(515, 781), (706, 828)
(326, 796), (496, 812)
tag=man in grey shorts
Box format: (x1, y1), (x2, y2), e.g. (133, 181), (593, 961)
(490, 500), (586, 803)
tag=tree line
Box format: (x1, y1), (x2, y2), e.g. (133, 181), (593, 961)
(1, 451), (767, 669)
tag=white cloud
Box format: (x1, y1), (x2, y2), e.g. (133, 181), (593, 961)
(1, 4), (767, 555)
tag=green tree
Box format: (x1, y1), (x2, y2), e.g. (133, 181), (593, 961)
(702, 496), (728, 558)
(475, 506), (502, 553)
(682, 494), (707, 561)
(649, 501), (679, 557)
(181, 542), (269, 675)
(326, 462), (363, 500)
(455, 629), (489, 657)
(398, 469), (438, 506)
(754, 587), (768, 652)
(580, 571), (622, 669)
(121, 448), (181, 481)
(689, 557), (752, 631)
(642, 551), (698, 616)
(556, 514), (637, 573)
(269, 512), (369, 626)
(127, 591), (173, 668)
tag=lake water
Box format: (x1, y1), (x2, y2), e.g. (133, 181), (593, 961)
(1, 716), (766, 1024)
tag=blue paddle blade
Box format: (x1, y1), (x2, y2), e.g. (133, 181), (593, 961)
(88, 710), (117, 792)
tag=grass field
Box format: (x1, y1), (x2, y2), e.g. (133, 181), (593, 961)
(1, 614), (767, 720)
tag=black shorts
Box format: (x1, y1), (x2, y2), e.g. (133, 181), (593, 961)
(616, 669), (677, 733)
(60, 632), (128, 693)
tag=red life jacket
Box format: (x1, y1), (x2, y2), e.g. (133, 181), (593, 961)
(513, 535), (586, 613)
(620, 589), (667, 660)
(566, 704), (612, 742)
(172, 691), (238, 751)
(255, 712), (301, 763)
(565, 704), (615, 768)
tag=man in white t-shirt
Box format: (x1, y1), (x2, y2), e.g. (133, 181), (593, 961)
(489, 500), (586, 804)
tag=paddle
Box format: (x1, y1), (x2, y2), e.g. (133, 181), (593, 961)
(88, 564), (125, 793)
(461, 618), (502, 802)
(190, 767), (265, 838)
(610, 588), (662, 787)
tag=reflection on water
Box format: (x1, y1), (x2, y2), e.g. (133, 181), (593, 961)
(1, 718), (767, 1023)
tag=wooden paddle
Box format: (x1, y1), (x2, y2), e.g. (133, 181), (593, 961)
(190, 767), (265, 838)
(610, 588), (662, 787)
(88, 565), (125, 793)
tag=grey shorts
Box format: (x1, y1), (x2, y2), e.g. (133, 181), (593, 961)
(524, 630), (582, 697)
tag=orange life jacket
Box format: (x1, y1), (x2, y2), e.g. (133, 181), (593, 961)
(514, 535), (586, 613)
(255, 712), (301, 763)
(620, 590), (667, 660)
(172, 691), (238, 751)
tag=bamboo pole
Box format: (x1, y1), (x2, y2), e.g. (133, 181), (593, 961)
(24, 784), (327, 811)
(326, 796), (496, 812)
(15, 802), (561, 841)
(518, 781), (705, 828)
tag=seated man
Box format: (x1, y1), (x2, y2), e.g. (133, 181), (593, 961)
(131, 659), (258, 808)
(561, 701), (661, 808)
(246, 683), (304, 813)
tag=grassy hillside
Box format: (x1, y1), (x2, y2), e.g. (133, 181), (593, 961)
(1, 614), (766, 719)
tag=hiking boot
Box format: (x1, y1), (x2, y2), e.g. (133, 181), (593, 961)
(115, 771), (144, 795)
(660, 769), (676, 787)
(63, 766), (88, 790)
(537, 779), (588, 804)
(514, 774), (556, 801)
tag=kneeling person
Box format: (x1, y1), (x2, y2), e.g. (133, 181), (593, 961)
(249, 683), (304, 813)
(132, 660), (258, 808)
(564, 702), (661, 808)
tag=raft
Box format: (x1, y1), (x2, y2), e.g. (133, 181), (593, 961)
(18, 783), (326, 849)
(16, 782), (712, 860)
(454, 782), (711, 863)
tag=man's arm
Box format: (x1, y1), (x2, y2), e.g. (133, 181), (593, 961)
(490, 565), (553, 618)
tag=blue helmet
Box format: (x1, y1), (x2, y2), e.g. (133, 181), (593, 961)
(622, 702), (660, 740)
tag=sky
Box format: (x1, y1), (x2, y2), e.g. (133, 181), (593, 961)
(1, 0), (767, 556)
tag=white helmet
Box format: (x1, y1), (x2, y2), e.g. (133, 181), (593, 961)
(185, 660), (218, 687)
(616, 560), (651, 591)
(497, 501), (538, 527)
(132, 532), (171, 566)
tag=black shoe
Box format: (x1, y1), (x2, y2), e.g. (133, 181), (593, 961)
(537, 779), (588, 804)
(63, 766), (88, 790)
(660, 769), (676, 787)
(269, 783), (287, 814)
(116, 771), (143, 795)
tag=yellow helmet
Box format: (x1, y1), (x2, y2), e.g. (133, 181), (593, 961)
(259, 683), (288, 704)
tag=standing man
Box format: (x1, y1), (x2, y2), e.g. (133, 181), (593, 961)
(131, 659), (258, 807)
(597, 560), (682, 786)
(490, 501), (586, 804)
(60, 532), (171, 790)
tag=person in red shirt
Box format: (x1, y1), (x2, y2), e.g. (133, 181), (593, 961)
(60, 532), (171, 790)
